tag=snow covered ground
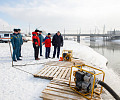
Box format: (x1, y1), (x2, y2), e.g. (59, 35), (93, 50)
(0, 40), (120, 100)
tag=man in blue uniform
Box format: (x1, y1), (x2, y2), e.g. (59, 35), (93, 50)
(38, 31), (44, 56)
(11, 29), (22, 62)
(18, 29), (23, 57)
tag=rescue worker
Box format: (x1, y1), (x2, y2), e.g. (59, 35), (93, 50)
(42, 33), (51, 59)
(32, 29), (40, 60)
(11, 29), (22, 61)
(18, 29), (23, 57)
(38, 31), (44, 56)
(52, 31), (63, 59)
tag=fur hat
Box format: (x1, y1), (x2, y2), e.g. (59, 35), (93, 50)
(13, 29), (18, 32)
(35, 29), (39, 32)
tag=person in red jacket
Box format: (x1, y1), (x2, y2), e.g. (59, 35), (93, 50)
(32, 29), (40, 60)
(42, 33), (51, 59)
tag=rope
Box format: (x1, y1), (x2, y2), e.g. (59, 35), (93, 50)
(12, 62), (46, 75)
(13, 62), (45, 67)
(13, 66), (34, 75)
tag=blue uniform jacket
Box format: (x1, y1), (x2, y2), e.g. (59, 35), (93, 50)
(38, 34), (44, 46)
(18, 33), (23, 45)
(10, 33), (20, 48)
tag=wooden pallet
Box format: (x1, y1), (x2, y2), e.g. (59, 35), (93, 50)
(40, 79), (102, 100)
(45, 61), (73, 68)
(71, 59), (85, 65)
(34, 66), (71, 80)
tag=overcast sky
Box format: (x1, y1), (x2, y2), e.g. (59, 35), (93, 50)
(0, 0), (120, 34)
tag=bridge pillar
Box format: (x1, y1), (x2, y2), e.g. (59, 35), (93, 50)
(90, 36), (95, 41)
(103, 37), (106, 41)
(64, 34), (65, 40)
(77, 36), (80, 43)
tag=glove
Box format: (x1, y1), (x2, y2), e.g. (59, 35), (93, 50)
(36, 44), (38, 47)
(13, 47), (15, 50)
(60, 43), (63, 47)
(52, 43), (55, 46)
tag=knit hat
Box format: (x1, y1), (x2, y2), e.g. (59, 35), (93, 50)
(48, 33), (51, 35)
(57, 31), (60, 33)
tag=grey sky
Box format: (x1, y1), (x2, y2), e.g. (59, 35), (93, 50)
(0, 0), (120, 33)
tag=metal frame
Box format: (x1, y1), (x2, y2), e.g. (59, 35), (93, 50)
(62, 50), (73, 61)
(69, 64), (105, 100)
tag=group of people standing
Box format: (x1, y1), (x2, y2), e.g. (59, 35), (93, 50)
(11, 29), (23, 62)
(32, 29), (63, 60)
(11, 28), (63, 61)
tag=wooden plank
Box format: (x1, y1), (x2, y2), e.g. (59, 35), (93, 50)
(58, 62), (68, 67)
(65, 69), (71, 80)
(52, 78), (70, 84)
(50, 62), (60, 66)
(58, 62), (73, 68)
(45, 61), (56, 65)
(56, 61), (64, 65)
(40, 93), (66, 100)
(45, 61), (73, 68)
(49, 67), (59, 77)
(34, 66), (48, 76)
(67, 63), (73, 67)
(56, 68), (66, 79)
(34, 66), (48, 77)
(53, 67), (63, 78)
(45, 87), (81, 97)
(50, 81), (69, 87)
(42, 87), (86, 100)
(61, 68), (70, 79)
(51, 79), (75, 87)
(45, 67), (57, 77)
(41, 66), (53, 77)
(47, 83), (75, 93)
(37, 66), (49, 76)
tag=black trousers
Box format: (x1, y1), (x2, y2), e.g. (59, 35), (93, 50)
(34, 46), (39, 59)
(53, 46), (60, 58)
(39, 45), (42, 56)
(45, 47), (50, 58)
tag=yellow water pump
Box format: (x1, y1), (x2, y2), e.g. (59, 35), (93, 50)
(62, 50), (73, 61)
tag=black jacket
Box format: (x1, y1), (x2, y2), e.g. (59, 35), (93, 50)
(52, 33), (63, 47)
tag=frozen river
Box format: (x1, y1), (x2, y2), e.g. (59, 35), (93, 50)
(81, 39), (120, 77)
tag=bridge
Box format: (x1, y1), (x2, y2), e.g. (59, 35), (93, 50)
(61, 33), (111, 37)
(59, 33), (120, 42)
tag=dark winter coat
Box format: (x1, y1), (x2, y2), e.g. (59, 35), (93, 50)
(32, 32), (40, 48)
(52, 33), (63, 47)
(43, 36), (51, 47)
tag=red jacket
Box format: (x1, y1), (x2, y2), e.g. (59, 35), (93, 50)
(43, 36), (51, 47)
(32, 32), (40, 46)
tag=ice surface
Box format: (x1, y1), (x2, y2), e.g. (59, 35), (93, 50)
(0, 40), (120, 100)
